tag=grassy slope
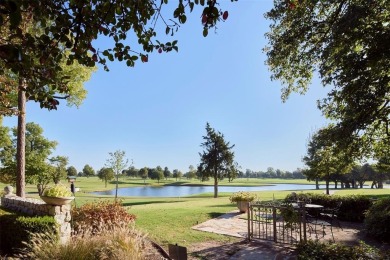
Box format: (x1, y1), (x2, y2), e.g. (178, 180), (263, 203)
(1, 177), (389, 248)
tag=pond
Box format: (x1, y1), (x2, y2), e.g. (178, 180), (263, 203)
(91, 183), (323, 197)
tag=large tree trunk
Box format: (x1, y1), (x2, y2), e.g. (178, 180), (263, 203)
(325, 180), (330, 195)
(37, 184), (43, 196)
(214, 175), (218, 198)
(16, 79), (26, 197)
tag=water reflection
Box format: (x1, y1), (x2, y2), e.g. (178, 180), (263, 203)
(91, 184), (320, 197)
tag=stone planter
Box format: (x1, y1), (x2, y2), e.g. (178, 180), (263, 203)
(40, 196), (74, 206)
(237, 201), (250, 213)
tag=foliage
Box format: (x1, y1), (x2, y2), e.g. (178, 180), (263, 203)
(302, 126), (354, 194)
(72, 200), (136, 235)
(82, 164), (95, 177)
(364, 197), (390, 242)
(43, 183), (72, 197)
(279, 204), (300, 229)
(0, 0), (234, 114)
(265, 0), (390, 163)
(229, 191), (257, 203)
(0, 211), (57, 255)
(105, 150), (129, 199)
(198, 122), (238, 198)
(97, 167), (115, 188)
(49, 156), (68, 184)
(0, 122), (57, 189)
(18, 223), (146, 260)
(66, 166), (78, 177)
(301, 193), (372, 222)
(296, 240), (387, 260)
(150, 166), (164, 183)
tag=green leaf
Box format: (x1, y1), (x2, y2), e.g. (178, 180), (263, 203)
(203, 27), (208, 37)
(200, 0), (205, 6)
(180, 15), (187, 24)
(189, 2), (194, 12)
(195, 0), (199, 4)
(165, 26), (170, 35)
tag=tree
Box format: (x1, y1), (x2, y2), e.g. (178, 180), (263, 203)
(82, 164), (95, 177)
(66, 166), (78, 177)
(151, 166), (164, 183)
(198, 122), (237, 198)
(97, 167), (115, 188)
(1, 0), (235, 197)
(0, 0), (233, 113)
(125, 166), (139, 178)
(172, 169), (183, 181)
(49, 156), (68, 184)
(303, 127), (353, 194)
(105, 150), (129, 200)
(265, 0), (390, 163)
(1, 13), (96, 197)
(163, 166), (172, 180)
(186, 165), (197, 179)
(139, 167), (149, 184)
(0, 122), (57, 195)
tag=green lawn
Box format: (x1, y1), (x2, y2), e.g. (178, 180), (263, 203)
(1, 177), (389, 248)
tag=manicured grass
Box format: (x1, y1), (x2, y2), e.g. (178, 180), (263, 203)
(1, 177), (389, 248)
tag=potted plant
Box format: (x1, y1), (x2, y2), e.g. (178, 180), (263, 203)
(40, 184), (74, 206)
(229, 191), (257, 213)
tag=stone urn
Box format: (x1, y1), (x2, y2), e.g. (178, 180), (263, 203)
(40, 196), (74, 206)
(237, 201), (250, 213)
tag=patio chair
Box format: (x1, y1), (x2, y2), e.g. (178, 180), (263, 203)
(319, 201), (343, 231)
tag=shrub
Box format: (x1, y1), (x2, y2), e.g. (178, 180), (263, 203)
(229, 191), (257, 203)
(364, 197), (390, 242)
(296, 240), (387, 259)
(18, 223), (147, 260)
(0, 210), (57, 256)
(294, 193), (372, 222)
(72, 200), (136, 234)
(43, 184), (72, 197)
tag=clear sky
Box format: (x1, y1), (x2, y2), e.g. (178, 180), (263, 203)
(3, 1), (329, 174)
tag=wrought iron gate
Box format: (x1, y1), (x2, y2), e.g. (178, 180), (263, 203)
(247, 202), (307, 244)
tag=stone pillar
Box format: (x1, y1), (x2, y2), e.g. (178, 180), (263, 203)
(48, 204), (72, 244)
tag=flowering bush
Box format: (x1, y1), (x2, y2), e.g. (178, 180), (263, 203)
(43, 184), (72, 197)
(229, 191), (257, 203)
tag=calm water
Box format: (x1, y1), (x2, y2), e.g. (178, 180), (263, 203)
(91, 184), (321, 197)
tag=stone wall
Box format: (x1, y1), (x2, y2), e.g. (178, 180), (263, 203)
(1, 191), (71, 244)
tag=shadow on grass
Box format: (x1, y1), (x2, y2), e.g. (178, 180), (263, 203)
(208, 212), (225, 218)
(207, 204), (236, 208)
(108, 181), (132, 185)
(122, 200), (183, 207)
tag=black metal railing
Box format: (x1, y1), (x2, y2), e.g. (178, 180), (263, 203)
(247, 202), (307, 244)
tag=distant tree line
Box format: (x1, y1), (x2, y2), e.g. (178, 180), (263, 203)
(244, 167), (306, 179)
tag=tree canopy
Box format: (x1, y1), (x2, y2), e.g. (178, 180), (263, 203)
(0, 122), (58, 194)
(265, 0), (390, 160)
(0, 0), (234, 114)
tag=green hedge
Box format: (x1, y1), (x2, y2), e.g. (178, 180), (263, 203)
(296, 240), (389, 260)
(364, 197), (390, 242)
(303, 193), (372, 222)
(0, 207), (57, 256)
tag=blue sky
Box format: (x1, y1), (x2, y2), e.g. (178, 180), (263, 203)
(4, 1), (329, 174)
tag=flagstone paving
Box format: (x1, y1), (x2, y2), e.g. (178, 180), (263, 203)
(191, 209), (373, 259)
